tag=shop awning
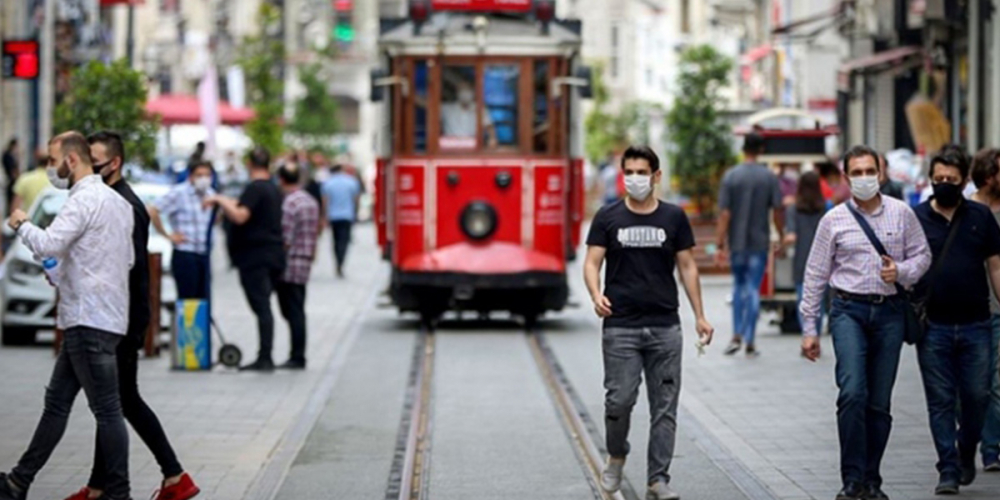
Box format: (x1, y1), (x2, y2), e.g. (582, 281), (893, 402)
(146, 94), (255, 126)
(837, 46), (924, 90)
(741, 44), (773, 65)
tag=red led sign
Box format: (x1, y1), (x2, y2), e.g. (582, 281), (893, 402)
(2, 40), (40, 80)
(430, 0), (533, 12)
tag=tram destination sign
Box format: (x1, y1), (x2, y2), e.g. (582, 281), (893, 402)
(430, 0), (533, 12)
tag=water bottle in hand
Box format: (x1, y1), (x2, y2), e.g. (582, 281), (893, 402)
(42, 258), (59, 287)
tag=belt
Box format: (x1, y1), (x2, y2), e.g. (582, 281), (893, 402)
(833, 289), (894, 304)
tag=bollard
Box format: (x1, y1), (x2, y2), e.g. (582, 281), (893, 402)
(146, 252), (162, 357)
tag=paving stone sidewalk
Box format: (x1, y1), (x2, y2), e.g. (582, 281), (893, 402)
(0, 224), (383, 500)
(679, 280), (1000, 500)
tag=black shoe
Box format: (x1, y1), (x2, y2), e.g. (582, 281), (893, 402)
(277, 359), (306, 370)
(835, 482), (864, 500)
(959, 464), (976, 486)
(239, 359), (275, 372)
(0, 473), (27, 500)
(934, 475), (959, 495)
(723, 340), (741, 356)
(864, 484), (889, 500)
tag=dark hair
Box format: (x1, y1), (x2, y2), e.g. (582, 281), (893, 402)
(248, 147), (271, 170)
(816, 161), (838, 178)
(87, 131), (126, 164)
(277, 164), (301, 184)
(4, 138), (17, 152)
(52, 132), (91, 166)
(929, 144), (971, 180)
(188, 160), (214, 176)
(743, 132), (765, 155)
(195, 141), (205, 151)
(795, 171), (825, 214)
(971, 148), (1000, 189)
(840, 145), (879, 175)
(619, 145), (660, 173)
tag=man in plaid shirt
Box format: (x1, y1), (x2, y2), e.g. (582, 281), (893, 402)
(275, 164), (319, 369)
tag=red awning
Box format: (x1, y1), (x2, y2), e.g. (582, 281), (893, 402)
(146, 94), (255, 126)
(741, 44), (773, 65)
(837, 46), (924, 90)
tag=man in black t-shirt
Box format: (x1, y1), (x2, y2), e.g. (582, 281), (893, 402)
(913, 146), (1000, 494)
(584, 146), (714, 500)
(207, 147), (286, 372)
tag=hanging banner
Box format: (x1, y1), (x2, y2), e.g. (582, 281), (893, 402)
(430, 0), (533, 12)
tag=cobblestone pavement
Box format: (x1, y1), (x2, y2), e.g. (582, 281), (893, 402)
(0, 224), (383, 500)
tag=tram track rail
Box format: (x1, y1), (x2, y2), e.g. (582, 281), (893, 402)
(385, 319), (641, 500)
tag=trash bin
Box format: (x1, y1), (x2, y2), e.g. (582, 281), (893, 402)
(171, 299), (211, 370)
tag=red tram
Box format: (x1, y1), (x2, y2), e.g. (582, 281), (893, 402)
(371, 0), (591, 323)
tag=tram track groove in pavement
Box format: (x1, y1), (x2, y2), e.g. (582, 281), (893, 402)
(385, 325), (436, 500)
(528, 328), (642, 500)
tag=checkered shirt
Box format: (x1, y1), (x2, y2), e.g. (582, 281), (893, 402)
(281, 189), (320, 284)
(799, 196), (932, 337)
(154, 183), (215, 254)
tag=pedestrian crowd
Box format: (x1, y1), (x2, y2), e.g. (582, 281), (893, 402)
(0, 130), (361, 500)
(711, 135), (1000, 499)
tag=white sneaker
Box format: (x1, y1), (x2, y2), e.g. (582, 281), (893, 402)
(600, 456), (626, 493)
(647, 480), (680, 500)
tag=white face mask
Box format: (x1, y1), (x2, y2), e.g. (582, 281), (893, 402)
(193, 176), (212, 194)
(458, 88), (474, 105)
(849, 175), (880, 201)
(46, 165), (69, 190)
(624, 174), (653, 201)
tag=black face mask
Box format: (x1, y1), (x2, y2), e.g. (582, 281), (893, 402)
(933, 182), (963, 208)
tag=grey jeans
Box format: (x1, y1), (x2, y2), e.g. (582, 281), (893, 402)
(10, 327), (130, 499)
(603, 325), (683, 485)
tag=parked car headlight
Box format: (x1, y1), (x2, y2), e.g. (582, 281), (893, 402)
(9, 259), (43, 284)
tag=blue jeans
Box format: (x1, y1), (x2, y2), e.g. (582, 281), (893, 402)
(829, 295), (906, 487)
(982, 315), (1000, 463)
(918, 320), (993, 477)
(796, 283), (826, 335)
(730, 250), (768, 346)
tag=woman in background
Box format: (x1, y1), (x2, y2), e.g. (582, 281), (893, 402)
(784, 170), (828, 335)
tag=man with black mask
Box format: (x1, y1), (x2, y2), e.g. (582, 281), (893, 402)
(913, 144), (1000, 495)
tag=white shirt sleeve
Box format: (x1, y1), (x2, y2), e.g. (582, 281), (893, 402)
(18, 195), (88, 258)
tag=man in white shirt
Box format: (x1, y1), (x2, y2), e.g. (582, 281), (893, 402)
(0, 132), (135, 500)
(440, 82), (497, 148)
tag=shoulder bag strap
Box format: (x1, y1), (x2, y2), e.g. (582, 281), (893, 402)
(846, 203), (907, 295)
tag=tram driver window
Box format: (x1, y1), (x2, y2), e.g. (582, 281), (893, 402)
(440, 66), (496, 150)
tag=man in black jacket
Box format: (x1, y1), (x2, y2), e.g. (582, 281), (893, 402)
(66, 132), (200, 500)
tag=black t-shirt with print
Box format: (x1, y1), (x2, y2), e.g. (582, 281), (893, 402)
(586, 199), (696, 328)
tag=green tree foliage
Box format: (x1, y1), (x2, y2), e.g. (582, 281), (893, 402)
(288, 64), (339, 150)
(53, 59), (158, 166)
(666, 45), (735, 217)
(239, 2), (286, 156)
(584, 63), (659, 164)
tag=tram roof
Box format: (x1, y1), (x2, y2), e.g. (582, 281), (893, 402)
(379, 13), (582, 56)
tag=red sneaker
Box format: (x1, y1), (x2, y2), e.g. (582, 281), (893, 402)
(63, 488), (91, 500)
(153, 474), (200, 500)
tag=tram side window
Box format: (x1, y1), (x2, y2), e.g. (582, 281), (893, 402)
(533, 60), (550, 154)
(414, 61), (428, 152)
(440, 66), (492, 150)
(484, 64), (520, 150)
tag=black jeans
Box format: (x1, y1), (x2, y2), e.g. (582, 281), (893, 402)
(171, 250), (210, 300)
(276, 281), (307, 364)
(238, 265), (282, 363)
(330, 220), (353, 269)
(11, 328), (130, 499)
(89, 343), (183, 490)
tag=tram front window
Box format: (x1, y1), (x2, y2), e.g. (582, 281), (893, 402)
(440, 66), (496, 150)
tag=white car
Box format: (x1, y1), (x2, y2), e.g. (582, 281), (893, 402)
(0, 184), (177, 345)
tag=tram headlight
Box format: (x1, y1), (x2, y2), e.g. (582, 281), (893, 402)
(460, 202), (498, 240)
